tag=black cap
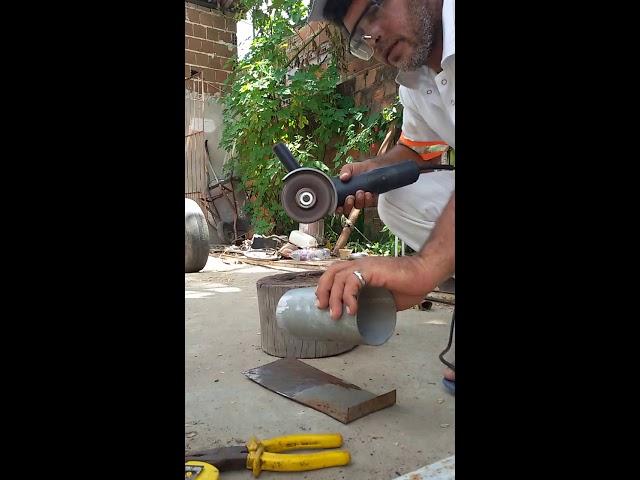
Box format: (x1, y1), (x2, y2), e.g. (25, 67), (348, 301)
(307, 0), (330, 21)
(307, 0), (354, 24)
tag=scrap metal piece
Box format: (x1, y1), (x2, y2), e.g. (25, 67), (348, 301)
(392, 455), (455, 480)
(243, 358), (396, 424)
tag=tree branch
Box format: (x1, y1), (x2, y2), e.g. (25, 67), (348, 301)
(285, 24), (330, 70)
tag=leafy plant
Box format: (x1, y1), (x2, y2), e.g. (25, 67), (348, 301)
(332, 100), (402, 169)
(221, 0), (402, 235)
(325, 216), (411, 257)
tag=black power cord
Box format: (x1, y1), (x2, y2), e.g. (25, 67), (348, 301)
(419, 164), (455, 172)
(439, 309), (455, 372)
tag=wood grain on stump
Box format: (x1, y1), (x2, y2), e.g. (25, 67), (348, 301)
(256, 270), (357, 358)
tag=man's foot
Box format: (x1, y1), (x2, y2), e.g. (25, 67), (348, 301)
(442, 367), (455, 395)
(437, 277), (455, 294)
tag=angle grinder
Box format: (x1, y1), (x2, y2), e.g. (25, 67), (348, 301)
(273, 143), (454, 223)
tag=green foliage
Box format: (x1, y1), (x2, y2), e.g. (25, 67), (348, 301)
(325, 218), (412, 257)
(221, 0), (401, 235)
(332, 101), (402, 169)
(350, 225), (414, 256)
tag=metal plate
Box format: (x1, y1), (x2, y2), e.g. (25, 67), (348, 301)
(243, 358), (396, 424)
(392, 455), (455, 480)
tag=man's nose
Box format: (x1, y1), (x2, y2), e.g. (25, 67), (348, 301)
(363, 31), (381, 49)
(366, 23), (383, 48)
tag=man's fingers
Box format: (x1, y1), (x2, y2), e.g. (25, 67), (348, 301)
(316, 263), (351, 310)
(365, 192), (374, 206)
(342, 191), (375, 212)
(343, 274), (361, 317)
(345, 195), (355, 209)
(342, 195), (355, 215)
(315, 268), (338, 309)
(339, 165), (353, 181)
(328, 272), (348, 320)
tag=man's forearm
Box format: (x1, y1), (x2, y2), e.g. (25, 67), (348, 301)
(417, 192), (455, 289)
(372, 144), (443, 169)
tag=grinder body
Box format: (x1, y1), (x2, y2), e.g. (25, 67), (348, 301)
(331, 161), (420, 206)
(274, 143), (448, 224)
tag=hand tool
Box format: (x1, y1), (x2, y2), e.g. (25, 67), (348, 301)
(273, 143), (454, 223)
(185, 433), (350, 479)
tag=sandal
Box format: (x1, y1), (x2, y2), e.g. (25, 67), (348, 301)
(442, 378), (456, 395)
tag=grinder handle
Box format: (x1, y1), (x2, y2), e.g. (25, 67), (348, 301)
(332, 160), (421, 206)
(273, 143), (302, 173)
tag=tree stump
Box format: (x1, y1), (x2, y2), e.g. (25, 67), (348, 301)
(256, 271), (357, 358)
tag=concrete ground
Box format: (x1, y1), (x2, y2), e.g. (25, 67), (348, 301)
(186, 256), (455, 480)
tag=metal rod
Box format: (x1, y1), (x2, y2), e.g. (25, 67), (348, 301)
(276, 287), (396, 345)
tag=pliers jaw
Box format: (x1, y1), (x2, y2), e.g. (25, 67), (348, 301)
(185, 445), (248, 472)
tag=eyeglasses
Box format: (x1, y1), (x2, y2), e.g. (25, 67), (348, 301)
(347, 0), (385, 61)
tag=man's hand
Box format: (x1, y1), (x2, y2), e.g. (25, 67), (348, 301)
(315, 256), (439, 320)
(335, 160), (380, 216)
(317, 192), (455, 321)
(335, 144), (425, 216)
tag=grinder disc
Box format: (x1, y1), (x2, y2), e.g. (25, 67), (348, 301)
(281, 168), (337, 223)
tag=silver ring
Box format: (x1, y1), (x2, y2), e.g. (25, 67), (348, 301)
(353, 270), (366, 288)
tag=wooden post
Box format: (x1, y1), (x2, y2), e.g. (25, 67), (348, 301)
(256, 271), (357, 358)
(332, 207), (361, 256)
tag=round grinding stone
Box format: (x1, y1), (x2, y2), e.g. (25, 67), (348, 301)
(281, 169), (337, 223)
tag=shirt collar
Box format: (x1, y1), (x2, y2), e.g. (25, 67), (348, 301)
(441, 0), (455, 64)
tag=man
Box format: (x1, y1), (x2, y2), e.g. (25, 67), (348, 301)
(307, 0), (456, 392)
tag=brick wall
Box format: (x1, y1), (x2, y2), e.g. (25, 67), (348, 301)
(290, 23), (333, 69)
(338, 59), (400, 243)
(338, 61), (399, 113)
(334, 32), (402, 242)
(291, 24), (399, 115)
(185, 1), (238, 96)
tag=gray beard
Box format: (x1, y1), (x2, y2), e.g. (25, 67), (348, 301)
(398, 0), (436, 71)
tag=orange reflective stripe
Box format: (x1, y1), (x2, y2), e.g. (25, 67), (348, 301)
(398, 133), (449, 161)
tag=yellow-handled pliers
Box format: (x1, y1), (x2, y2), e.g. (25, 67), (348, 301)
(185, 433), (350, 479)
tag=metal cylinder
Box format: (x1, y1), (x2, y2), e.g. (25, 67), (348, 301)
(276, 286), (396, 346)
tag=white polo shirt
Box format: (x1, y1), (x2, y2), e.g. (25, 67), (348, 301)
(396, 0), (455, 150)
